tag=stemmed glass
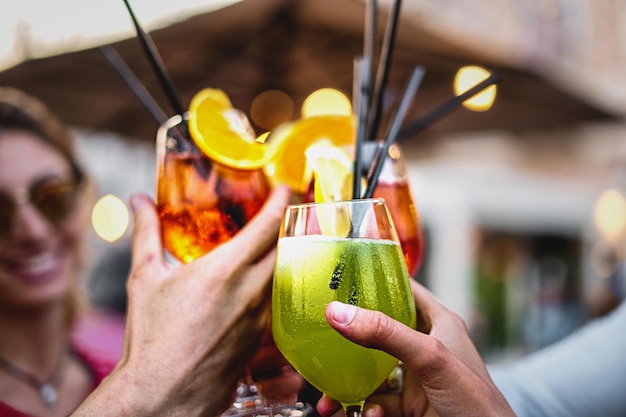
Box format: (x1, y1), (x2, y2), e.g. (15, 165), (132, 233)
(272, 198), (417, 417)
(156, 114), (271, 413)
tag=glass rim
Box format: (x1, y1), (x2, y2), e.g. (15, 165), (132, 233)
(159, 112), (188, 130)
(286, 197), (387, 210)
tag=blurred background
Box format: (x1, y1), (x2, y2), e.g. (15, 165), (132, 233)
(2, 0), (626, 364)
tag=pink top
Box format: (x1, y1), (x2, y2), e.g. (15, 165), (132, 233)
(0, 310), (125, 417)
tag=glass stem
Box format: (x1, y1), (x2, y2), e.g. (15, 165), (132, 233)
(345, 405), (362, 417)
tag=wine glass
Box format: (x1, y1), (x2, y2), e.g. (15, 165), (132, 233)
(272, 198), (417, 417)
(156, 113), (271, 413)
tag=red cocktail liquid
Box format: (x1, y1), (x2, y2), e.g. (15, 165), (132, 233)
(158, 153), (270, 263)
(371, 181), (423, 277)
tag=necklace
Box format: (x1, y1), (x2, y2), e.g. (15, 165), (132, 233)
(0, 352), (68, 409)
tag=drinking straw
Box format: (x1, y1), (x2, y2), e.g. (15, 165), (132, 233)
(352, 57), (361, 115)
(364, 66), (425, 199)
(352, 0), (377, 199)
(363, 0), (377, 112)
(352, 57), (370, 199)
(367, 0), (403, 143)
(398, 71), (502, 140)
(122, 0), (185, 116)
(100, 45), (169, 126)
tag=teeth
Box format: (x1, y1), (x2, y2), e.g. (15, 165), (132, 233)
(15, 252), (59, 275)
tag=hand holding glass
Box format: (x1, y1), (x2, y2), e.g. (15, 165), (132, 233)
(156, 113), (271, 413)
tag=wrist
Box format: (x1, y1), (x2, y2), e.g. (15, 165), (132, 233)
(71, 363), (232, 417)
(70, 368), (155, 417)
(73, 365), (199, 417)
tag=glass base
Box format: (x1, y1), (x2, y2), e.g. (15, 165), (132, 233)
(221, 381), (264, 416)
(222, 402), (313, 417)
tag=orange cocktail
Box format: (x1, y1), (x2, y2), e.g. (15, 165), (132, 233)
(156, 89), (273, 264)
(372, 180), (423, 277)
(155, 90), (277, 413)
(156, 116), (269, 263)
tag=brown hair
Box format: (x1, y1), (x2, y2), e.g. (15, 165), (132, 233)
(0, 86), (90, 328)
(0, 87), (85, 184)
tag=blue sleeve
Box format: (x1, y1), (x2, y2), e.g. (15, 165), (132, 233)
(488, 301), (626, 417)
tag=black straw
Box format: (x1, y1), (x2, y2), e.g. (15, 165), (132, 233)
(363, 0), (377, 113)
(367, 0), (402, 143)
(364, 66), (425, 199)
(352, 0), (377, 199)
(352, 57), (370, 199)
(100, 45), (168, 126)
(398, 71), (502, 140)
(122, 0), (185, 116)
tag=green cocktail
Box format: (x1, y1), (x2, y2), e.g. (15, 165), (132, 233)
(272, 199), (416, 414)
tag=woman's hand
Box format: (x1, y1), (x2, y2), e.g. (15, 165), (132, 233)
(73, 186), (292, 417)
(317, 280), (515, 417)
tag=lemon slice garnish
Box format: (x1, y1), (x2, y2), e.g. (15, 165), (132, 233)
(188, 88), (276, 170)
(305, 142), (354, 203)
(305, 143), (356, 237)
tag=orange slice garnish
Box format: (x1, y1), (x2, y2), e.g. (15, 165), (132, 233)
(264, 115), (356, 193)
(188, 88), (275, 170)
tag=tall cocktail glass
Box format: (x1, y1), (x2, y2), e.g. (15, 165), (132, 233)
(156, 113), (271, 413)
(272, 198), (416, 417)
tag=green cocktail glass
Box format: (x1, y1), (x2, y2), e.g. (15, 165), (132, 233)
(272, 198), (416, 417)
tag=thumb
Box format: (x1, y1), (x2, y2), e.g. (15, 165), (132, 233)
(325, 301), (425, 365)
(129, 193), (165, 273)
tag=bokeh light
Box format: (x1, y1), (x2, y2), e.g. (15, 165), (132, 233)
(301, 88), (352, 118)
(92, 194), (129, 243)
(250, 89), (295, 130)
(593, 188), (626, 243)
(454, 65), (497, 112)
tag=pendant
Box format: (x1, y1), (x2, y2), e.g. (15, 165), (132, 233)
(40, 383), (58, 409)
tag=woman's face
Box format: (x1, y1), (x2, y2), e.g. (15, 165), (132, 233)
(0, 130), (84, 310)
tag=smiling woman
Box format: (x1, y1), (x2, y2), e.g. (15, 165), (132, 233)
(0, 87), (124, 417)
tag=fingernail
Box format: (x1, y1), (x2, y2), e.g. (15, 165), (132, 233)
(330, 301), (356, 325)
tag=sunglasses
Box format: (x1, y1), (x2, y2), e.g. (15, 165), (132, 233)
(0, 174), (82, 237)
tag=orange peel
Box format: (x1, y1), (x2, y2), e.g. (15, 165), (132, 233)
(264, 114), (356, 193)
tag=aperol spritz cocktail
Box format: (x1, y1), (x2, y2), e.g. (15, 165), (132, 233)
(155, 89), (278, 415)
(156, 113), (270, 264)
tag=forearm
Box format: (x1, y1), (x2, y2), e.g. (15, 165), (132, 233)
(490, 301), (626, 417)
